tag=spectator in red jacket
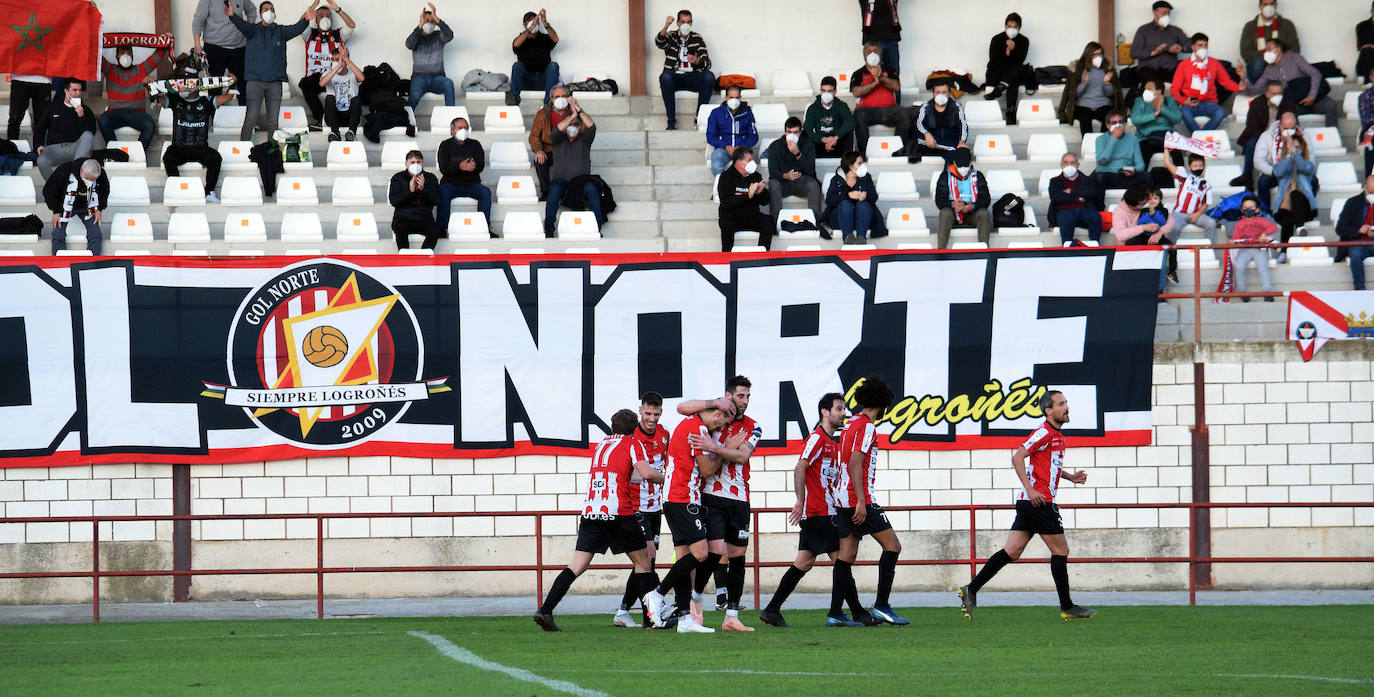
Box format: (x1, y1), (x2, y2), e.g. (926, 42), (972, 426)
(1170, 33), (1244, 134)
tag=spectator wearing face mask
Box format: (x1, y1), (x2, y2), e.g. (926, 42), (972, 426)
(858, 0), (902, 77)
(983, 13), (1036, 125)
(1047, 153), (1103, 246)
(1163, 149), (1218, 241)
(656, 10), (715, 131)
(850, 43), (907, 156)
(436, 118), (491, 232)
(161, 58), (236, 204)
(1247, 38), (1338, 127)
(1091, 110), (1146, 198)
(1058, 42), (1121, 136)
(1240, 0), (1299, 84)
(34, 80), (97, 180)
(706, 86), (758, 176)
(1269, 129), (1316, 261)
(1171, 33), (1244, 134)
(226, 1), (310, 142)
(1230, 195), (1278, 300)
(319, 45), (364, 141)
(1130, 79), (1182, 169)
(193, 0), (257, 106)
(509, 9), (560, 106)
(406, 4), (456, 108)
(1335, 175), (1374, 290)
(803, 77), (855, 158)
(42, 158), (108, 256)
(717, 146), (771, 251)
(934, 147), (991, 249)
(907, 81), (967, 164)
(1233, 80), (1295, 187)
(529, 84), (573, 200)
(821, 151), (884, 244)
(1129, 2), (1189, 91)
(544, 97), (606, 238)
(98, 40), (173, 150)
(298, 0), (355, 132)
(1252, 110), (1300, 218)
(390, 150), (448, 250)
(766, 117), (821, 227)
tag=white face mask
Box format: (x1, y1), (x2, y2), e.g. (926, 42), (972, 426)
(1193, 48), (1208, 60)
(678, 22), (691, 35)
(956, 166), (971, 177)
(934, 93), (949, 106)
(727, 97), (741, 111)
(1281, 127), (1296, 136)
(1366, 193), (1374, 204)
(1141, 89), (1157, 102)
(566, 125), (579, 138)
(1268, 94), (1283, 106)
(261, 9), (276, 23)
(1091, 55), (1103, 68)
(526, 21), (536, 32)
(1261, 5), (1276, 18)
(865, 52), (881, 67)
(318, 17), (331, 31)
(118, 54), (133, 68)
(453, 128), (468, 141)
(785, 132), (800, 144)
(1005, 27), (1019, 39)
(1157, 13), (1170, 27)
(854, 164), (869, 178)
(83, 177), (96, 189)
(1264, 51), (1278, 64)
(422, 22), (437, 34)
(69, 96), (82, 108)
(743, 160), (758, 175)
(820, 91), (835, 105)
(179, 90), (197, 100)
(1062, 165), (1079, 178)
(553, 96), (569, 111)
(1109, 122), (1124, 133)
(407, 163), (423, 175)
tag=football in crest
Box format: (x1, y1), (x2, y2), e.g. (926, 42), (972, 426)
(303, 325), (348, 367)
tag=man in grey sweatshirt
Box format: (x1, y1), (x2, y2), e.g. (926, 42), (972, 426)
(226, 1), (309, 141)
(406, 3), (456, 108)
(193, 0), (257, 105)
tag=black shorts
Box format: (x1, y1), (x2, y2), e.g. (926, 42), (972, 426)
(702, 494), (751, 547)
(835, 504), (893, 539)
(574, 515), (647, 555)
(1010, 500), (1064, 536)
(798, 515), (840, 555)
(635, 511), (662, 546)
(662, 501), (707, 546)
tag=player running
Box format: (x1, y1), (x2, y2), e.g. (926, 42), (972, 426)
(643, 397), (736, 633)
(831, 375), (908, 627)
(759, 392), (849, 628)
(684, 376), (762, 632)
(612, 392), (671, 628)
(958, 390), (1096, 622)
(534, 410), (662, 632)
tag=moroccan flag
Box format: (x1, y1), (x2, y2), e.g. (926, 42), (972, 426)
(1, 0), (103, 81)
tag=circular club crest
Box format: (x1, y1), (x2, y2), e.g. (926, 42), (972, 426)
(226, 260), (423, 447)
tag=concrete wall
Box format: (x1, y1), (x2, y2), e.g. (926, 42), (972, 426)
(2, 340), (1371, 602)
(92, 0), (1365, 100)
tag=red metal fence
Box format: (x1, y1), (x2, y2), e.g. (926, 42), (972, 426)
(2, 501), (1371, 622)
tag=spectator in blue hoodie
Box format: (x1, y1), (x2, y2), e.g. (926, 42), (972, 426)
(706, 85), (758, 175)
(226, 1), (309, 141)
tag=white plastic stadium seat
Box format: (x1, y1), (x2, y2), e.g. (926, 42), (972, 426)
(1026, 133), (1068, 163)
(864, 135), (904, 165)
(984, 169), (1028, 199)
(483, 105), (525, 135)
(875, 171), (919, 202)
(107, 177), (151, 206)
(1288, 235), (1334, 266)
(1206, 164), (1244, 197)
(885, 208), (928, 237)
(213, 105), (247, 135)
(380, 140), (419, 171)
(0, 176), (35, 205)
(490, 141), (531, 170)
(973, 134), (1015, 163)
(963, 101), (1006, 129)
(695, 104), (715, 132)
(1036, 168), (1060, 196)
(166, 212), (211, 244)
(109, 213), (154, 244)
(276, 176), (319, 206)
(280, 212), (325, 243)
(163, 176), (206, 206)
(330, 176), (374, 206)
(159, 142), (201, 172)
(775, 209), (819, 238)
(1307, 127), (1346, 157)
(1343, 91), (1361, 120)
(556, 211), (601, 240)
(277, 105), (308, 134)
(380, 107), (417, 139)
(1190, 130), (1235, 159)
(1231, 95), (1253, 120)
(1175, 238), (1219, 269)
(1316, 161), (1360, 194)
(448, 211), (491, 241)
(952, 241), (989, 250)
(429, 105), (470, 134)
(104, 141), (147, 171)
(219, 176), (263, 206)
(500, 211), (545, 240)
(771, 70), (812, 98)
(217, 141), (255, 171)
(497, 175), (538, 205)
(326, 141), (368, 170)
(224, 213), (268, 243)
(1015, 98), (1056, 126)
(1080, 135), (1099, 163)
(752, 103), (789, 135)
(335, 212), (379, 242)
(158, 108), (173, 135)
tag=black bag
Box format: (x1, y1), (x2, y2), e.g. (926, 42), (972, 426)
(1033, 65), (1069, 85)
(0, 214), (43, 235)
(779, 219), (818, 233)
(362, 62), (408, 103)
(992, 193), (1027, 227)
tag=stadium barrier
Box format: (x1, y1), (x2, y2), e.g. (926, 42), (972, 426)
(2, 501), (1371, 622)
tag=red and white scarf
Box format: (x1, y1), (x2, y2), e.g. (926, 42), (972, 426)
(864, 0), (900, 28)
(946, 166), (975, 224)
(305, 30), (343, 76)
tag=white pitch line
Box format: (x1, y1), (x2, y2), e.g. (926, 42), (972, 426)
(562, 668), (895, 677)
(1218, 673), (1374, 686)
(408, 630), (613, 697)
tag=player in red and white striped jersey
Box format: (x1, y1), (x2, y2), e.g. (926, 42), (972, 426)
(684, 375), (761, 631)
(958, 390), (1096, 622)
(759, 392), (852, 628)
(643, 397), (735, 633)
(831, 374), (906, 626)
(535, 410), (662, 632)
(612, 391), (672, 628)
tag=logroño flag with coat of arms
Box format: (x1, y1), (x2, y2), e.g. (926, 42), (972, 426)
(1, 0), (103, 81)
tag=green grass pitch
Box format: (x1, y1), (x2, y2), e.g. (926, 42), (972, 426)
(2, 606), (1372, 696)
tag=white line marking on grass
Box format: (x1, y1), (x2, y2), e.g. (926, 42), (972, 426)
(408, 630), (613, 697)
(563, 668), (896, 677)
(1218, 674), (1374, 686)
